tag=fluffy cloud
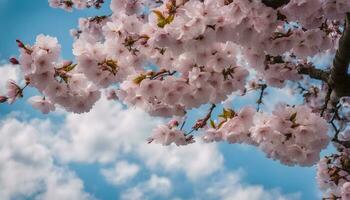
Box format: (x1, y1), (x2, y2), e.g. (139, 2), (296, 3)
(121, 174), (172, 200)
(101, 161), (140, 185)
(0, 118), (93, 200)
(202, 172), (300, 200)
(53, 99), (162, 163)
(0, 64), (21, 94)
(0, 96), (301, 200)
(53, 98), (224, 180)
(138, 141), (223, 180)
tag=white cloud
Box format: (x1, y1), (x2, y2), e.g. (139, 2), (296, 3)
(53, 98), (224, 180)
(144, 174), (172, 196)
(101, 161), (140, 185)
(0, 64), (21, 94)
(0, 118), (94, 200)
(309, 51), (334, 69)
(263, 87), (301, 112)
(53, 99), (162, 164)
(121, 174), (172, 200)
(202, 172), (300, 200)
(138, 141), (224, 181)
(0, 96), (302, 200)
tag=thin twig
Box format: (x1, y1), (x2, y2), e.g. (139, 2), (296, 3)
(257, 84), (267, 112)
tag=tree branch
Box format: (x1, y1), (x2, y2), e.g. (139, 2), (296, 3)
(329, 13), (350, 100)
(261, 0), (290, 9)
(297, 64), (330, 83)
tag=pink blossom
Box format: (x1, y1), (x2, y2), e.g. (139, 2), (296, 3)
(28, 96), (55, 114)
(6, 80), (22, 104)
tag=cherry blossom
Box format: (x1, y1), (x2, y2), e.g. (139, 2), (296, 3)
(6, 80), (23, 104)
(148, 119), (194, 146)
(28, 96), (56, 114)
(342, 182), (350, 200)
(3, 0), (350, 198)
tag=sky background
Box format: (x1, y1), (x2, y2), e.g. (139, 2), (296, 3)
(0, 1), (333, 200)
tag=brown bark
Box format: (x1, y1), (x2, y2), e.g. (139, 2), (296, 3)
(329, 13), (350, 102)
(261, 0), (290, 9)
(297, 13), (350, 105)
(297, 65), (330, 83)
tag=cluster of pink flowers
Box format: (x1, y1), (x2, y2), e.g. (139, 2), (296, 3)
(49, 0), (104, 11)
(317, 152), (350, 199)
(200, 104), (329, 166)
(342, 182), (350, 200)
(17, 35), (101, 113)
(283, 0), (350, 29)
(5, 0), (349, 171)
(15, 0), (344, 118)
(6, 79), (23, 104)
(148, 119), (194, 146)
(303, 85), (328, 112)
(250, 104), (329, 166)
(6, 0), (350, 197)
(203, 106), (256, 145)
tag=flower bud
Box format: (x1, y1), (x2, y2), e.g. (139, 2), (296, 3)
(0, 96), (8, 103)
(16, 39), (25, 48)
(9, 57), (19, 65)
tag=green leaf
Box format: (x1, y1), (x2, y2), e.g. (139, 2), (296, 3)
(217, 119), (227, 129)
(210, 119), (216, 129)
(153, 10), (174, 28)
(133, 74), (147, 85)
(289, 112), (297, 122)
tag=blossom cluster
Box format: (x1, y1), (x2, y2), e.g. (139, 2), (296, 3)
(4, 0), (350, 197)
(250, 104), (329, 166)
(4, 0), (348, 164)
(57, 0), (344, 116)
(151, 103), (329, 166)
(200, 104), (329, 166)
(317, 152), (350, 199)
(282, 0), (350, 29)
(204, 106), (257, 145)
(17, 35), (101, 113)
(10, 0), (342, 116)
(148, 119), (194, 146)
(49, 0), (104, 11)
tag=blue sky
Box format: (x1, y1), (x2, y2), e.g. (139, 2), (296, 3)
(0, 1), (328, 200)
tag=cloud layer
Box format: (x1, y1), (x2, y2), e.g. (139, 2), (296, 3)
(0, 118), (94, 200)
(0, 64), (21, 94)
(0, 98), (300, 200)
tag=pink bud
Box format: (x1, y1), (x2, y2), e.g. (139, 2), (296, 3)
(168, 119), (179, 128)
(9, 57), (19, 65)
(0, 96), (8, 103)
(16, 39), (25, 48)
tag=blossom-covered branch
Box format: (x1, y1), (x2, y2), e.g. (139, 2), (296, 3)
(4, 1), (350, 198)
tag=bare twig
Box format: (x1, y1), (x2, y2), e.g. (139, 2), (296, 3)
(257, 84), (267, 112)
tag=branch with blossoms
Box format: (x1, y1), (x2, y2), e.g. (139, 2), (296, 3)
(189, 104), (216, 133)
(329, 13), (350, 105)
(49, 0), (104, 11)
(133, 69), (177, 84)
(0, 79), (29, 104)
(148, 104), (216, 145)
(5, 1), (350, 198)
